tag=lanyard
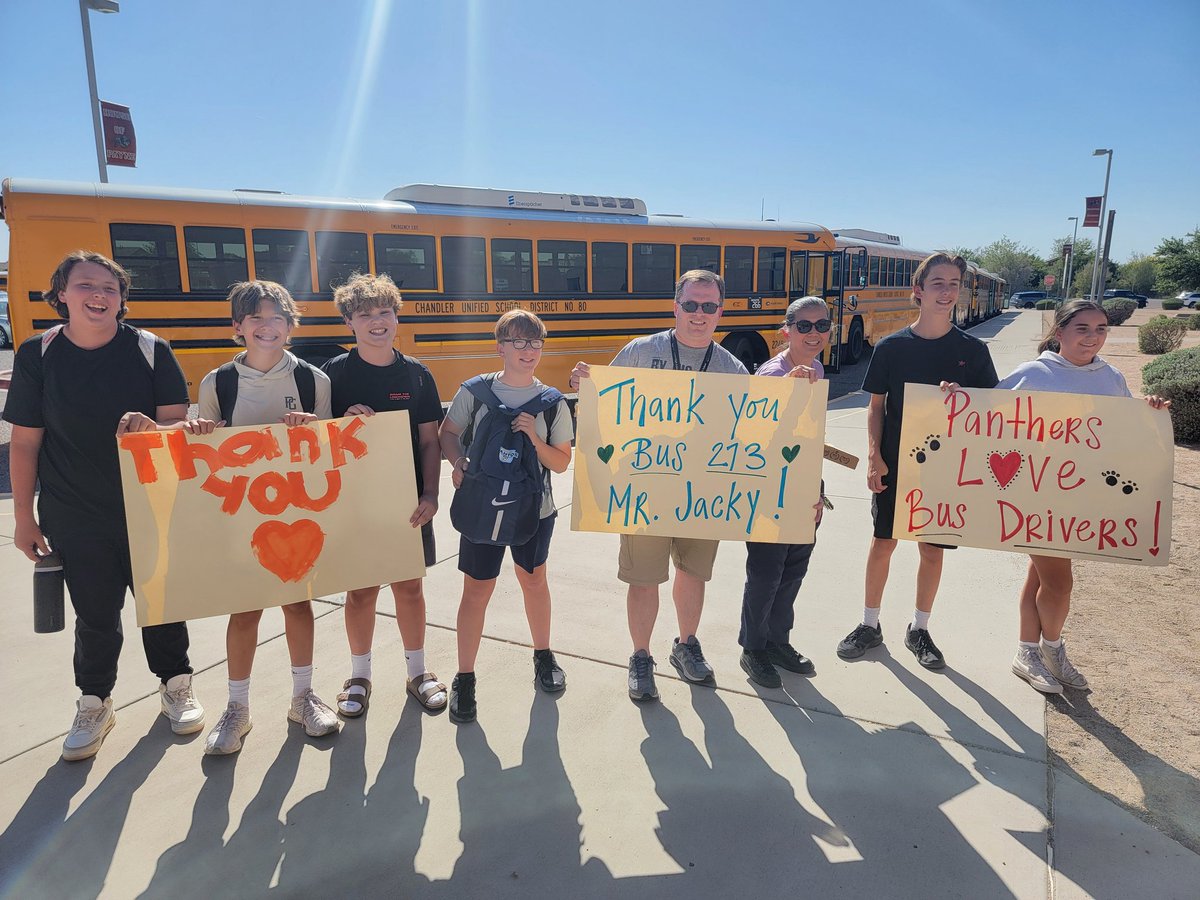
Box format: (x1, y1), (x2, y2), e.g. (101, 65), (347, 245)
(669, 330), (714, 373)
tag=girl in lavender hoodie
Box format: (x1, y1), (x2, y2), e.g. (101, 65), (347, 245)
(998, 300), (1170, 695)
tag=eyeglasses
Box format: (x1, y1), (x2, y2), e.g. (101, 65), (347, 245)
(785, 319), (832, 333)
(501, 338), (545, 350)
(678, 300), (722, 314)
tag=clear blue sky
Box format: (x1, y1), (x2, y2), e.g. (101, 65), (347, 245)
(3, 0), (1197, 266)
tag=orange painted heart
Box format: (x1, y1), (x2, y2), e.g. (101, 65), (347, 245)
(988, 451), (1022, 489)
(251, 519), (325, 583)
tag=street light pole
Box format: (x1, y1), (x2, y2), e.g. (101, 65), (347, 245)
(1064, 215), (1079, 300)
(1088, 148), (1113, 300)
(79, 0), (120, 184)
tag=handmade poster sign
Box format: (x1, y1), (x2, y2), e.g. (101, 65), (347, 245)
(894, 384), (1173, 565)
(117, 411), (423, 625)
(572, 366), (828, 543)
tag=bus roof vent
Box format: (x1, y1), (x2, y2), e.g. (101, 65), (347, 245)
(835, 228), (901, 244)
(384, 184), (647, 216)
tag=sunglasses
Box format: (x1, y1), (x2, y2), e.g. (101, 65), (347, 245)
(501, 338), (545, 350)
(678, 300), (723, 314)
(785, 319), (832, 333)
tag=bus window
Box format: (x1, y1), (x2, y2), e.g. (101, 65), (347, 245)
(758, 247), (786, 293)
(869, 255), (880, 286)
(316, 231), (368, 292)
(537, 240), (586, 293)
(592, 241), (628, 292)
(374, 233), (437, 290)
(680, 245), (719, 274)
(253, 228), (313, 294)
(111, 223), (181, 292)
(830, 252), (842, 288)
(724, 245), (753, 294)
(441, 236), (486, 294)
(887, 257), (897, 287)
(491, 238), (533, 293)
(850, 253), (865, 288)
(633, 243), (675, 294)
(184, 226), (248, 292)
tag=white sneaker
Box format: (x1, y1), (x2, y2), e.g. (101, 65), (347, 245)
(288, 689), (340, 737)
(1012, 646), (1063, 694)
(1041, 639), (1089, 690)
(204, 702), (252, 755)
(160, 674), (205, 734)
(63, 695), (115, 761)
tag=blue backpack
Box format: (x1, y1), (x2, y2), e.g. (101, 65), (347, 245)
(449, 375), (563, 546)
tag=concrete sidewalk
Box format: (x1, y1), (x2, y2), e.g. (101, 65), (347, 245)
(1, 311), (1197, 899)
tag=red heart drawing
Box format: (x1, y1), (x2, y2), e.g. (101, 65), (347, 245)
(251, 519), (325, 583)
(1149, 547), (1159, 557)
(988, 451), (1022, 489)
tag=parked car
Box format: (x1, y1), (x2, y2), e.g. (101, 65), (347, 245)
(1009, 291), (1049, 309)
(1102, 289), (1148, 308)
(0, 292), (12, 348)
(1175, 291), (1200, 308)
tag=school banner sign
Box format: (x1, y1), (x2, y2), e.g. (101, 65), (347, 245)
(894, 385), (1173, 565)
(100, 101), (137, 168)
(117, 411), (424, 625)
(572, 366), (828, 543)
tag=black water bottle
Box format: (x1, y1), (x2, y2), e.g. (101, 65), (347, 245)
(33, 552), (66, 633)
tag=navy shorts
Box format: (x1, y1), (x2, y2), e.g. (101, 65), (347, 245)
(458, 513), (556, 581)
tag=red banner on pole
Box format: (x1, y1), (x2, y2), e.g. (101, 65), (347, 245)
(1083, 196), (1102, 227)
(100, 101), (137, 168)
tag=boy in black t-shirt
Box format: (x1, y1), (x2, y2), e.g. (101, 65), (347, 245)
(321, 274), (448, 716)
(836, 253), (998, 670)
(3, 251), (204, 761)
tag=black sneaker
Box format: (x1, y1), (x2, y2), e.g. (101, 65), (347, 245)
(449, 673), (477, 723)
(767, 641), (816, 675)
(904, 625), (946, 670)
(740, 650), (782, 688)
(836, 623), (883, 660)
(534, 649), (566, 693)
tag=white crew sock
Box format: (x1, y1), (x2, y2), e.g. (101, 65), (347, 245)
(862, 607), (881, 629)
(228, 677), (250, 708)
(351, 651), (372, 681)
(405, 648), (426, 680)
(291, 664), (313, 697)
(1018, 640), (1039, 652)
(1042, 636), (1062, 648)
(912, 610), (931, 632)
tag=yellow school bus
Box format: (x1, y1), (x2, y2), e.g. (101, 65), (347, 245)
(1, 179), (868, 400)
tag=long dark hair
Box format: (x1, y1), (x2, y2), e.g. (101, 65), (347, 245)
(1038, 299), (1108, 353)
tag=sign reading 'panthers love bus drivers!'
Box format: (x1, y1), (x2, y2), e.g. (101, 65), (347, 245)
(572, 366), (828, 543)
(117, 411), (424, 626)
(894, 384), (1173, 565)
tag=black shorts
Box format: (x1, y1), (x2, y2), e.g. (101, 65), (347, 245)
(458, 513), (556, 581)
(871, 471), (956, 550)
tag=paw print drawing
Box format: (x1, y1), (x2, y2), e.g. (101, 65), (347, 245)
(1121, 480), (1138, 495)
(1101, 470), (1120, 486)
(909, 434), (942, 464)
(1100, 470), (1138, 494)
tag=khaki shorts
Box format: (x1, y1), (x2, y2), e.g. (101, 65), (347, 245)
(618, 534), (720, 585)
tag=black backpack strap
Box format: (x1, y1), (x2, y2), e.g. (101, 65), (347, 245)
(460, 374), (502, 451)
(293, 360), (317, 414)
(215, 362), (238, 424)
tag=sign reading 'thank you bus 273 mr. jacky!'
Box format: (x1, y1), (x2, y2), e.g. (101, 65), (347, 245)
(117, 411), (424, 626)
(894, 384), (1173, 565)
(572, 366), (828, 544)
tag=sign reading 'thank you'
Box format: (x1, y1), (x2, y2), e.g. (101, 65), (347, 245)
(894, 384), (1173, 565)
(572, 366), (828, 544)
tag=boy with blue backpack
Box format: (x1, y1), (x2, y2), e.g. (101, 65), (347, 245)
(438, 310), (574, 723)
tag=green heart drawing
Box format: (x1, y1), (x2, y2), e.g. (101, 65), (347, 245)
(597, 444), (615, 463)
(781, 445), (800, 463)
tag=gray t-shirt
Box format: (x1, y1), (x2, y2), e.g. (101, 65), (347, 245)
(446, 375), (573, 518)
(611, 330), (748, 375)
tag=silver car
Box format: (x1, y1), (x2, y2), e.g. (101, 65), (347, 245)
(1176, 291), (1200, 309)
(0, 292), (12, 348)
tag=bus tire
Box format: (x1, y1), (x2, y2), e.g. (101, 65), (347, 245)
(722, 332), (768, 373)
(842, 317), (865, 365)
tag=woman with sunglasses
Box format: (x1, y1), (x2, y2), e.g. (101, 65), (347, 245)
(737, 296), (830, 687)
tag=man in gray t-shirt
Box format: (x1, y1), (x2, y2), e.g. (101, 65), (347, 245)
(569, 269), (747, 703)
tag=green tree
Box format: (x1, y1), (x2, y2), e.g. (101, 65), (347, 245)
(975, 237), (1046, 292)
(1115, 253), (1159, 295)
(1154, 228), (1200, 295)
(947, 246), (980, 264)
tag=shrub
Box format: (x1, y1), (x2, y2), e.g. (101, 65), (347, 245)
(1143, 346), (1200, 443)
(1103, 298), (1138, 325)
(1188, 313), (1200, 330)
(1138, 315), (1188, 354)
(1035, 299), (1057, 310)
(1162, 299), (1184, 310)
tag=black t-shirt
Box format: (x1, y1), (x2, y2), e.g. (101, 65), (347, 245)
(321, 349), (444, 495)
(2, 324), (190, 529)
(861, 325), (998, 466)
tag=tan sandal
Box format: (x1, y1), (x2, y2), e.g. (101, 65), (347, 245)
(407, 673), (448, 711)
(336, 677), (372, 718)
